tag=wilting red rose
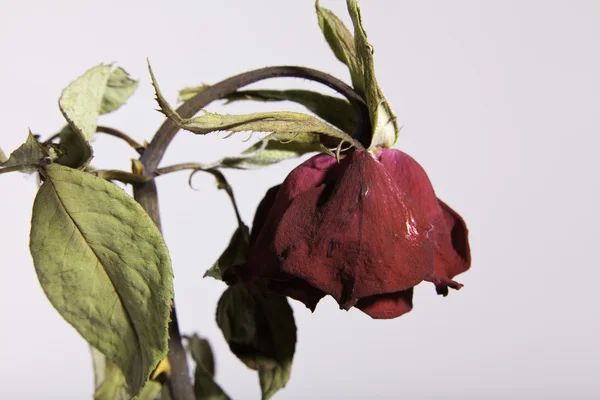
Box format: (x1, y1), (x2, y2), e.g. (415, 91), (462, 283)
(225, 148), (470, 319)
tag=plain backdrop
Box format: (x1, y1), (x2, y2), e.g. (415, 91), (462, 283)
(1, 1), (599, 399)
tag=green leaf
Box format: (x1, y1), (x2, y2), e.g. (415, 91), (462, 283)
(187, 335), (231, 400)
(204, 225), (250, 280)
(315, 0), (363, 92)
(180, 87), (356, 135)
(100, 67), (139, 114)
(92, 348), (161, 400)
(149, 63), (361, 151)
(216, 285), (296, 400)
(30, 164), (174, 396)
(346, 0), (399, 149)
(2, 131), (48, 172)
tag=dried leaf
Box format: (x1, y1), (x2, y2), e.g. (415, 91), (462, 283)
(316, 0), (363, 92)
(187, 335), (231, 400)
(30, 164), (174, 396)
(2, 131), (48, 172)
(216, 285), (296, 400)
(149, 63), (359, 150)
(91, 348), (162, 400)
(316, 1), (399, 149)
(100, 67), (139, 114)
(55, 125), (94, 169)
(346, 0), (399, 148)
(179, 87), (356, 135)
(57, 64), (136, 168)
(204, 225), (249, 280)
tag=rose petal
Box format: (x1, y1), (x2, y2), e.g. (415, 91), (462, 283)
(274, 150), (434, 309)
(377, 148), (442, 223)
(428, 199), (471, 295)
(355, 288), (414, 319)
(378, 149), (471, 296)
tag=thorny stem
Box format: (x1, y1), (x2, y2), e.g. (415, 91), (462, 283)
(132, 66), (369, 400)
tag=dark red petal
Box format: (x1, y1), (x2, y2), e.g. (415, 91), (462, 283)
(377, 149), (471, 296)
(250, 185), (280, 245)
(355, 288), (414, 319)
(267, 276), (326, 311)
(427, 199), (471, 295)
(377, 148), (442, 223)
(274, 150), (434, 309)
(246, 153), (341, 279)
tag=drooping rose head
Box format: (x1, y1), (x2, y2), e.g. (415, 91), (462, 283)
(225, 148), (470, 319)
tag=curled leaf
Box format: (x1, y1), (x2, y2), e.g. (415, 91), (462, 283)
(55, 125), (94, 169)
(2, 131), (48, 172)
(316, 0), (363, 92)
(316, 0), (399, 149)
(216, 285), (296, 400)
(179, 87), (356, 135)
(57, 64), (137, 168)
(346, 0), (399, 149)
(59, 64), (112, 142)
(0, 147), (6, 164)
(149, 63), (362, 150)
(30, 164), (174, 396)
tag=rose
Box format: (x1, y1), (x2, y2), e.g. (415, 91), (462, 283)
(226, 148), (470, 319)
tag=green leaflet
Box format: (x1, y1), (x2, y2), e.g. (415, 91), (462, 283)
(204, 224), (249, 280)
(316, 0), (399, 149)
(30, 164), (173, 396)
(187, 335), (231, 400)
(179, 87), (356, 135)
(100, 67), (139, 114)
(216, 285), (296, 400)
(315, 0), (363, 92)
(2, 131), (48, 172)
(149, 63), (361, 151)
(57, 64), (138, 168)
(91, 348), (161, 400)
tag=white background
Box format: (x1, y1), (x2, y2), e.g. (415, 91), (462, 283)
(1, 0), (599, 399)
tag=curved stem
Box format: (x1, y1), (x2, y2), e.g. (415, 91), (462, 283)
(133, 66), (369, 400)
(141, 65), (370, 174)
(154, 162), (211, 176)
(97, 126), (145, 154)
